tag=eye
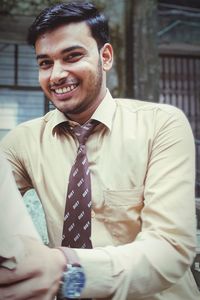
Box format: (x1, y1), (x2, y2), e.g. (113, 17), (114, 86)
(38, 60), (53, 69)
(64, 52), (84, 63)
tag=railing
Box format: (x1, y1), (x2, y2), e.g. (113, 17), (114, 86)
(196, 139), (200, 198)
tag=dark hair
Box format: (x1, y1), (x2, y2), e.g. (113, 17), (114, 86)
(27, 2), (109, 49)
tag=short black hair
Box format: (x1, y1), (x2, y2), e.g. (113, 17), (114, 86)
(27, 2), (109, 49)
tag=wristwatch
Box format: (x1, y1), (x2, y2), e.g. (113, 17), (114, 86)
(57, 248), (86, 299)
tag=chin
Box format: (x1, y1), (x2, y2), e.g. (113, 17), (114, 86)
(56, 104), (77, 115)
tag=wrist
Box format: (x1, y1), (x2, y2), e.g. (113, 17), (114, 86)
(58, 247), (80, 266)
(53, 248), (67, 273)
(56, 247), (86, 299)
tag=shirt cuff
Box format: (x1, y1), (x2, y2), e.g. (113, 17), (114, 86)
(74, 247), (122, 298)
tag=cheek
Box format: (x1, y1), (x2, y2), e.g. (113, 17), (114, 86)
(80, 66), (98, 82)
(78, 60), (99, 76)
(38, 72), (48, 88)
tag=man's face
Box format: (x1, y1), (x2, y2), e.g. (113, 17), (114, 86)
(35, 22), (113, 123)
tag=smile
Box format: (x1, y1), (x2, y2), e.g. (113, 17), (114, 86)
(54, 84), (78, 94)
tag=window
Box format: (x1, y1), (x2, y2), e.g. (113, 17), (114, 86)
(0, 42), (46, 139)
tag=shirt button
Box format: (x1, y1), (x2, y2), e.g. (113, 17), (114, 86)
(91, 210), (95, 218)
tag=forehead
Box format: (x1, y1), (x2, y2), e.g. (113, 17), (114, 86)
(35, 21), (97, 54)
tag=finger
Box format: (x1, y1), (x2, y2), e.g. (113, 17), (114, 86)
(0, 239), (45, 285)
(0, 277), (58, 300)
(0, 245), (47, 285)
(0, 265), (38, 285)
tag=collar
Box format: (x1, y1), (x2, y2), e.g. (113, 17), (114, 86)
(51, 89), (116, 134)
(91, 89), (116, 131)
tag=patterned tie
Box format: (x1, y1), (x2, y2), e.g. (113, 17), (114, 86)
(62, 121), (97, 249)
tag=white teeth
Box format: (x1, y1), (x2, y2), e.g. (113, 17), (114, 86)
(55, 84), (76, 94)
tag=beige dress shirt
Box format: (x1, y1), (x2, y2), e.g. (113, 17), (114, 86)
(0, 151), (41, 269)
(1, 90), (199, 299)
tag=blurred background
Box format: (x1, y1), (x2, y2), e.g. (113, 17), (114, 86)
(0, 0), (200, 288)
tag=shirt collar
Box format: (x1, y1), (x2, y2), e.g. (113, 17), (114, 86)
(91, 89), (116, 131)
(51, 89), (116, 134)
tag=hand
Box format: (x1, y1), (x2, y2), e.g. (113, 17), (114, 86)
(0, 237), (66, 300)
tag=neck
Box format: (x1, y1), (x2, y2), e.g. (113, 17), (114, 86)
(66, 90), (107, 125)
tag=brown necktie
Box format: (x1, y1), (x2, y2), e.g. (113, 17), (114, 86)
(61, 121), (97, 249)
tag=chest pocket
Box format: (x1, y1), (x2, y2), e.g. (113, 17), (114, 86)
(101, 187), (144, 244)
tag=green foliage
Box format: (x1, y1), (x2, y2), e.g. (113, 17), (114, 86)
(0, 0), (16, 14)
(0, 0), (62, 16)
(0, 0), (106, 16)
(0, 0), (105, 16)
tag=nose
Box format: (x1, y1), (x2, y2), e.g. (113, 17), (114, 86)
(50, 62), (68, 84)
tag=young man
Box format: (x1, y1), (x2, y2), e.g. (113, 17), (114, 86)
(0, 2), (199, 299)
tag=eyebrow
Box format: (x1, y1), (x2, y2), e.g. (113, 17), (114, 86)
(36, 45), (85, 60)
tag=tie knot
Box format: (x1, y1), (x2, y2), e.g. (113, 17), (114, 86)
(70, 121), (97, 145)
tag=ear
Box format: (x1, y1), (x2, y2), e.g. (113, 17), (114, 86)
(100, 43), (113, 71)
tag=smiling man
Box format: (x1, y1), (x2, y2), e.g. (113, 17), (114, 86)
(35, 21), (111, 124)
(0, 2), (199, 300)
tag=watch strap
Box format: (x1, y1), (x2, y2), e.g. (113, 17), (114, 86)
(57, 247), (85, 299)
(58, 247), (80, 265)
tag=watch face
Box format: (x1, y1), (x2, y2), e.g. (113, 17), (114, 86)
(63, 265), (86, 298)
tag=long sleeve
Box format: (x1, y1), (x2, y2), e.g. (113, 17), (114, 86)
(75, 107), (197, 299)
(0, 152), (41, 269)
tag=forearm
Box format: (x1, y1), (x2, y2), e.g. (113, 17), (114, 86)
(74, 230), (196, 299)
